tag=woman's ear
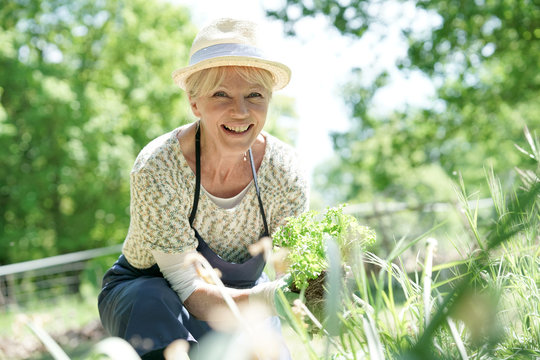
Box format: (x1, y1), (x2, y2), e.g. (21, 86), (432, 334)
(189, 95), (201, 118)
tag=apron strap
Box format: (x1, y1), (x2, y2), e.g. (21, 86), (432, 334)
(248, 148), (269, 237)
(188, 122), (269, 237)
(188, 122), (201, 226)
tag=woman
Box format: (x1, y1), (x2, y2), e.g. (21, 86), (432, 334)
(98, 18), (309, 359)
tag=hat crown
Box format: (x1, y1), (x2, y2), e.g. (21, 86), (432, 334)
(189, 18), (259, 57)
(172, 17), (291, 91)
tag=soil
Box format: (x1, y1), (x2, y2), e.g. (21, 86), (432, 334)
(0, 319), (107, 359)
(289, 270), (328, 314)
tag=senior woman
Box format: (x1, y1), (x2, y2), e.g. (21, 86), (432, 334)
(98, 18), (309, 359)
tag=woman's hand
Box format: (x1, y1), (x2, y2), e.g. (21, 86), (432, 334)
(249, 275), (297, 315)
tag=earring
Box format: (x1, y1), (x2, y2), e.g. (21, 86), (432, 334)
(243, 152), (247, 162)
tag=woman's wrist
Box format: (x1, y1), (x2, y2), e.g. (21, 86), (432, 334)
(249, 281), (278, 310)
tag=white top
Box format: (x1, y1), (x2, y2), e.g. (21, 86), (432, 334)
(203, 183), (251, 209)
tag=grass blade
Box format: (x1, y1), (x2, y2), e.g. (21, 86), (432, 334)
(362, 312), (385, 360)
(94, 337), (141, 360)
(423, 238), (437, 329)
(25, 319), (71, 360)
(446, 316), (468, 360)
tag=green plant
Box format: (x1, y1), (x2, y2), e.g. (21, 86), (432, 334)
(273, 205), (376, 290)
(272, 127), (539, 359)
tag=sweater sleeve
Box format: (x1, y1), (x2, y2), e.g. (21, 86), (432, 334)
(270, 167), (310, 232)
(152, 250), (202, 302)
(123, 169), (198, 268)
(265, 138), (310, 234)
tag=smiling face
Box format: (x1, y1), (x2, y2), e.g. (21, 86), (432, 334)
(188, 67), (272, 156)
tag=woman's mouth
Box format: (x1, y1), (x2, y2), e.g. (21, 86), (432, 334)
(223, 124), (252, 134)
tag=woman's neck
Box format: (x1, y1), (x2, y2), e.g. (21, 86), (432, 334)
(177, 123), (266, 198)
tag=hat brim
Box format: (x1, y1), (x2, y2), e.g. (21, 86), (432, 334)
(171, 56), (291, 92)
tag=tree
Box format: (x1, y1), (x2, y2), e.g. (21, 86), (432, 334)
(267, 0), (540, 206)
(0, 0), (195, 263)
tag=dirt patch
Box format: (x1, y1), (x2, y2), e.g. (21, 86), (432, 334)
(0, 319), (106, 359)
(289, 270), (328, 317)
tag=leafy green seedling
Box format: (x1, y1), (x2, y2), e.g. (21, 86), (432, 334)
(273, 205), (376, 291)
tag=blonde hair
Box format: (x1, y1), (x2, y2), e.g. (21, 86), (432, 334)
(185, 66), (274, 99)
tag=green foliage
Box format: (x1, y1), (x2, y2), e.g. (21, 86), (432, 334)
(267, 0), (540, 233)
(0, 0), (196, 263)
(273, 205), (376, 289)
(273, 132), (540, 359)
(0, 0), (300, 265)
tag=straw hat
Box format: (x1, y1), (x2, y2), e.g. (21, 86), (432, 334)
(172, 18), (291, 91)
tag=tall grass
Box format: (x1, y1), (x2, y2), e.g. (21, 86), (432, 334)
(275, 127), (539, 359)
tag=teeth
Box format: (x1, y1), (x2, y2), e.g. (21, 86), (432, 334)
(224, 124), (250, 133)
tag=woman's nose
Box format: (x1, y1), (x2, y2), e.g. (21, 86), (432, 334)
(231, 97), (249, 118)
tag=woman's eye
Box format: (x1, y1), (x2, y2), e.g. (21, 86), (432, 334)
(213, 91), (227, 97)
(247, 92), (262, 98)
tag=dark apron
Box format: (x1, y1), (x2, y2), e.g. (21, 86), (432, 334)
(98, 124), (278, 357)
(188, 123), (269, 287)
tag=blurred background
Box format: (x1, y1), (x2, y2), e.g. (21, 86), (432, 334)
(1, 0), (538, 358)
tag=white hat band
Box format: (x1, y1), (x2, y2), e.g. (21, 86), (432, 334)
(189, 43), (265, 66)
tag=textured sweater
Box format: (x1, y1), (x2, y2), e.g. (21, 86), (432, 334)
(122, 127), (309, 269)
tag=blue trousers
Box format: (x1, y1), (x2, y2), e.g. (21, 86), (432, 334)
(98, 255), (291, 359)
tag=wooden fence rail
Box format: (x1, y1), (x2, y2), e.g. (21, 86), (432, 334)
(0, 245), (122, 309)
